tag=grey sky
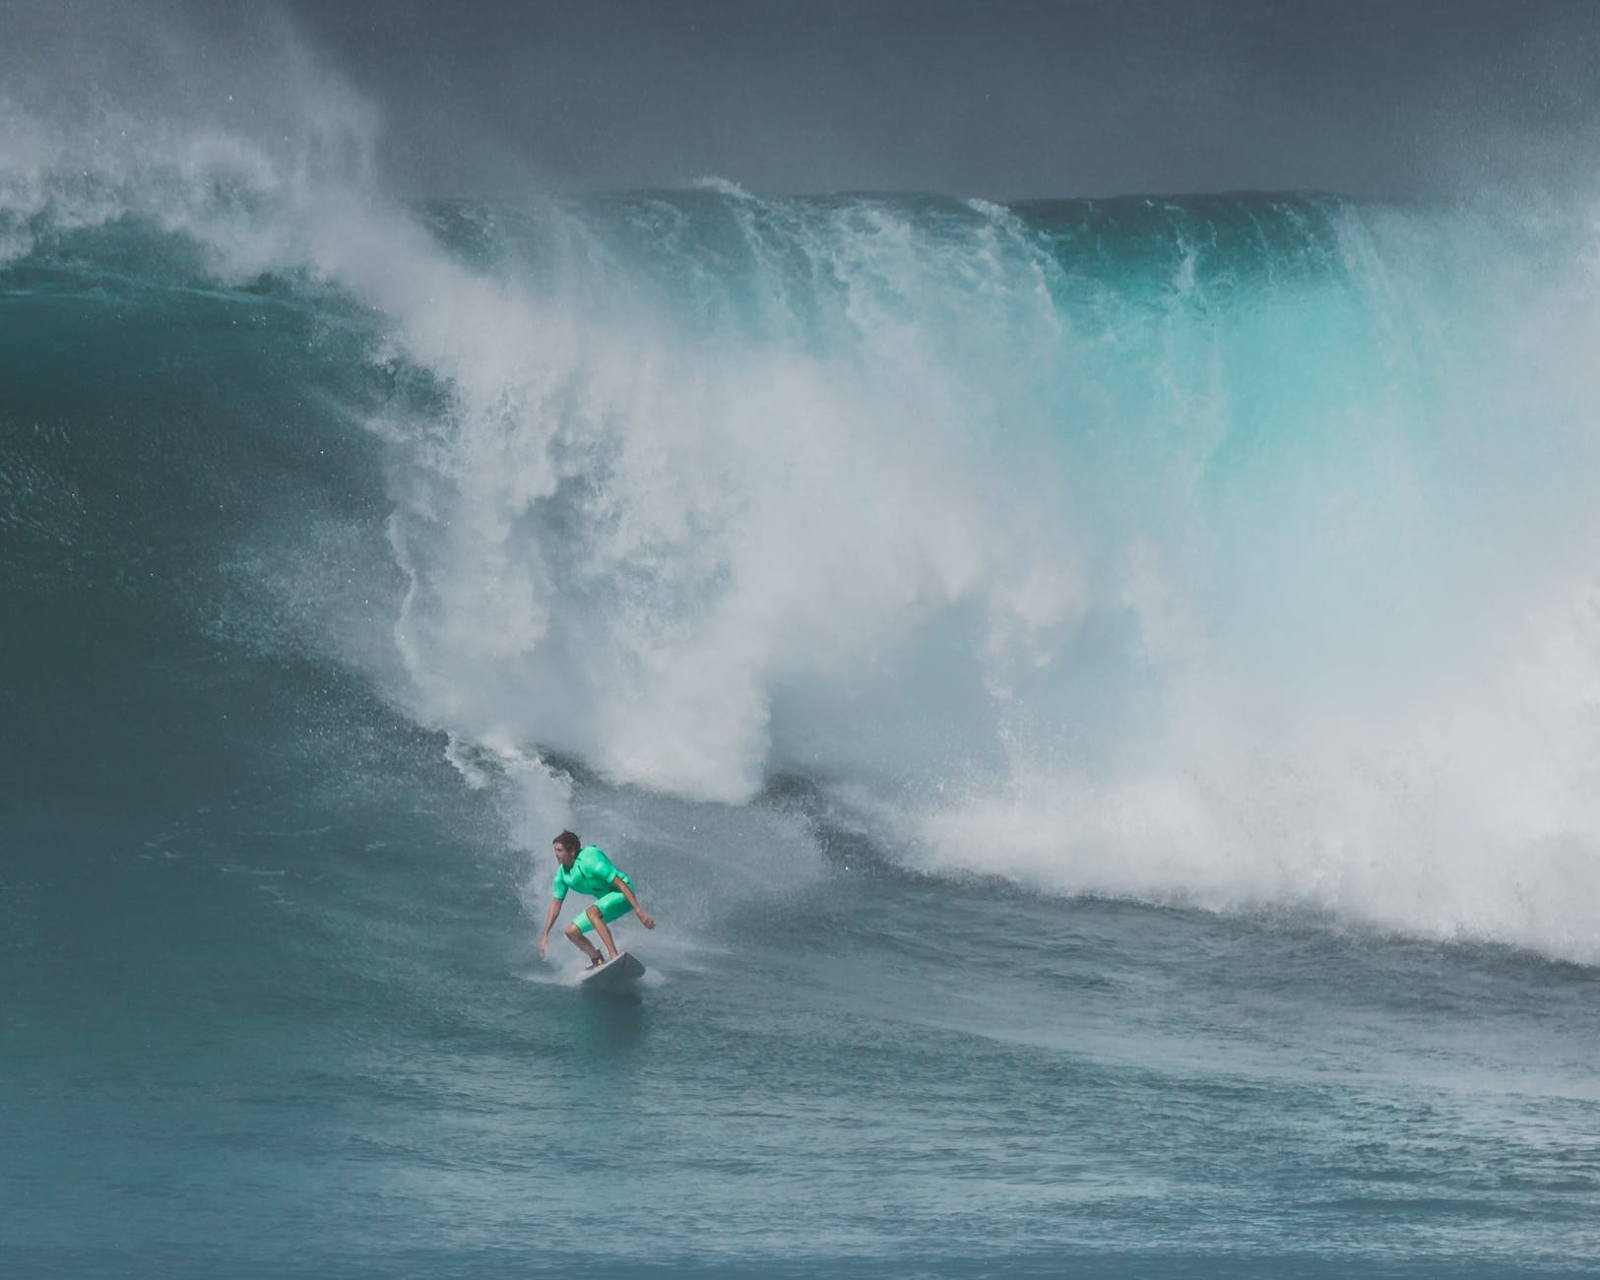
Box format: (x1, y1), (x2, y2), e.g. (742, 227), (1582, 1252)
(12, 0), (1600, 200)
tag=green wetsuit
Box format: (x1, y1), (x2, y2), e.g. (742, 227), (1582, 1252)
(553, 845), (635, 934)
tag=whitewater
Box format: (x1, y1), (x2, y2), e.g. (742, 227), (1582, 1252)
(5, 94), (1600, 1278)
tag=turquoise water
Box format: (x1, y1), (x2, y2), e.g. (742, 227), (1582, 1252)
(5, 183), (1600, 1277)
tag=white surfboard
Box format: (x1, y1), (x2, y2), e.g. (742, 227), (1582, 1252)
(577, 951), (646, 988)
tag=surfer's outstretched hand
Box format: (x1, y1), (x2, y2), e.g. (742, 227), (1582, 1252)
(538, 934), (549, 957)
(638, 911), (656, 930)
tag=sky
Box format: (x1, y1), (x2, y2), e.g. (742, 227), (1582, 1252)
(9, 0), (1600, 200)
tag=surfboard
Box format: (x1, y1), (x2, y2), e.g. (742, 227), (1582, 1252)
(577, 951), (646, 988)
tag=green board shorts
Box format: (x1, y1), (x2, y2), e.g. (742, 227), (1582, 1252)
(572, 890), (633, 934)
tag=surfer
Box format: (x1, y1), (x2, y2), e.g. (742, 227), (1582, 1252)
(537, 830), (655, 969)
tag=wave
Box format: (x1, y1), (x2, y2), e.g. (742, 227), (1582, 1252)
(6, 105), (1600, 960)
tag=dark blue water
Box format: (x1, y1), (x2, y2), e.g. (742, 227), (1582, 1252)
(5, 188), (1600, 1277)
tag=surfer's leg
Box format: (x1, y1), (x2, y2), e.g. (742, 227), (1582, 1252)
(586, 904), (620, 959)
(570, 893), (632, 962)
(563, 921), (603, 964)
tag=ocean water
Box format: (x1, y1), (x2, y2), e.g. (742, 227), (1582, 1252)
(5, 145), (1600, 1277)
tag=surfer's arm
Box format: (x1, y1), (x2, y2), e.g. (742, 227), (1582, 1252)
(611, 875), (655, 930)
(537, 897), (563, 955)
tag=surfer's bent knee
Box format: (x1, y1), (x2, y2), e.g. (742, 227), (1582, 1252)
(571, 891), (632, 934)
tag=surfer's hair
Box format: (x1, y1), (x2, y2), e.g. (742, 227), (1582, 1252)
(554, 830), (581, 854)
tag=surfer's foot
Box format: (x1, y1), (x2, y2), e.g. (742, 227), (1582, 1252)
(585, 954), (606, 969)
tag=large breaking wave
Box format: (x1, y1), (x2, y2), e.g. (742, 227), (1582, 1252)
(7, 81), (1600, 961)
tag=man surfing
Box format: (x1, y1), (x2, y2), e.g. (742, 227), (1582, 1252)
(538, 830), (655, 969)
